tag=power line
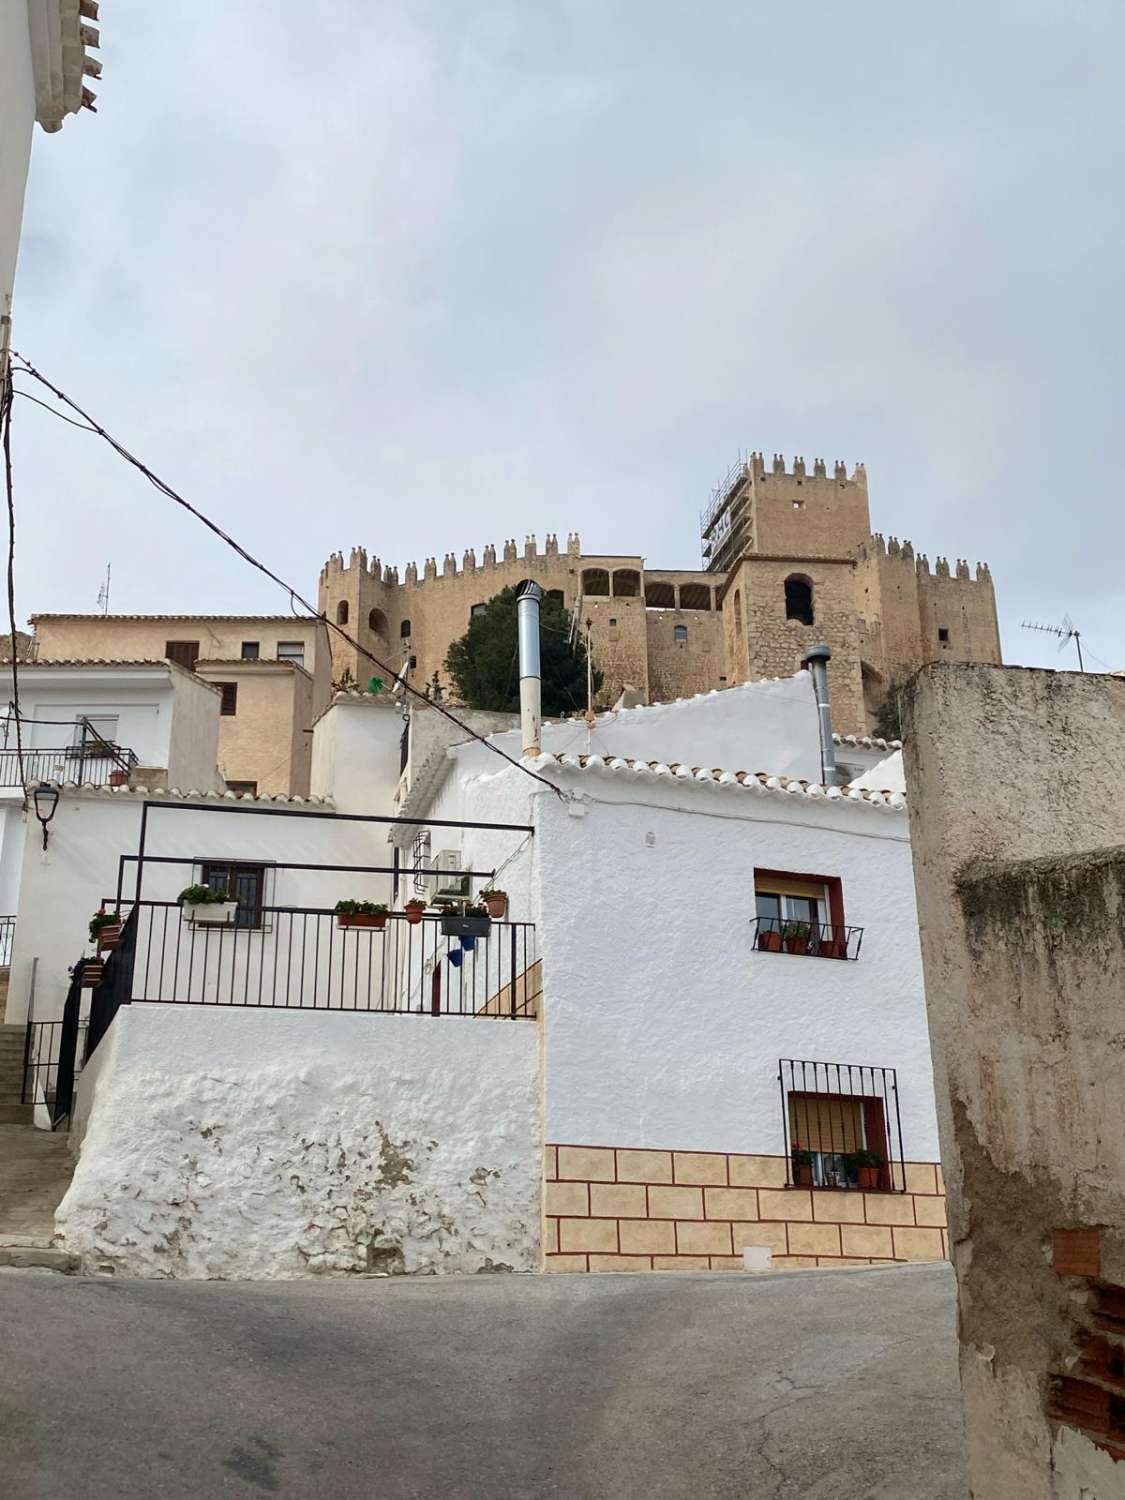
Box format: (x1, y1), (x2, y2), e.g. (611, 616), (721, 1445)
(0, 351), (26, 790)
(10, 352), (565, 800)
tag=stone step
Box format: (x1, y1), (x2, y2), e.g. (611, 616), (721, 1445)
(0, 1104), (33, 1124)
(0, 1241), (78, 1273)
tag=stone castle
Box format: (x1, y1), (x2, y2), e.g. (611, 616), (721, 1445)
(318, 452), (1002, 737)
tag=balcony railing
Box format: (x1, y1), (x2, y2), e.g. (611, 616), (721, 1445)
(779, 1058), (906, 1193)
(0, 744), (138, 789)
(109, 902), (539, 1020)
(751, 916), (863, 960)
(0, 915), (14, 967)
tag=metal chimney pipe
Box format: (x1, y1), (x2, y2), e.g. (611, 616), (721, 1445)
(803, 645), (839, 786)
(515, 580), (544, 756)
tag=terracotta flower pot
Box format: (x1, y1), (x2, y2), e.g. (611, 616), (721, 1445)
(337, 911), (387, 930)
(109, 769), (129, 787)
(794, 1164), (814, 1187)
(857, 1166), (880, 1189)
(758, 929), (782, 953)
(404, 902), (426, 926)
(482, 893), (508, 920)
(80, 959), (104, 987)
(96, 925), (122, 952)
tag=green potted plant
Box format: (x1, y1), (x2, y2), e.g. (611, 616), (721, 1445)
(334, 900), (389, 931)
(783, 919), (813, 955)
(89, 910), (122, 952)
(791, 1147), (814, 1187)
(403, 897), (427, 925)
(440, 902), (492, 940)
(479, 887), (508, 920)
(178, 883), (238, 926)
(846, 1147), (882, 1190)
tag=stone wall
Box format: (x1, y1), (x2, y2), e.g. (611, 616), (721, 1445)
(902, 663), (1125, 1497)
(746, 455), (872, 559)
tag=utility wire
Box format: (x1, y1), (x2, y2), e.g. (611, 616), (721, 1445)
(0, 355), (26, 791)
(10, 352), (564, 800)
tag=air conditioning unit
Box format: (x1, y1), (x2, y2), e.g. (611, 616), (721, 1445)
(432, 849), (469, 900)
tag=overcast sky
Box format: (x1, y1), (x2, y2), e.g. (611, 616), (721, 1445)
(10, 1), (1124, 670)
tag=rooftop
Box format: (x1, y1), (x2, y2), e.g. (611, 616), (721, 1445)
(29, 613), (321, 625)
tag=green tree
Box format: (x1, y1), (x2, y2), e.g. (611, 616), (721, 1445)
(445, 587), (602, 716)
(874, 679), (904, 741)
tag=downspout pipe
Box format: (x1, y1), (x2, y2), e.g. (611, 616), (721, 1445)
(515, 579), (544, 757)
(803, 645), (840, 787)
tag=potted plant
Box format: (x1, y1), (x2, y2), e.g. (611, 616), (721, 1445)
(783, 919), (813, 955)
(77, 956), (104, 987)
(334, 900), (389, 931)
(178, 884), (239, 926)
(89, 911), (122, 952)
(108, 768), (130, 788)
(440, 902), (492, 940)
(479, 887), (508, 920)
(756, 921), (782, 953)
(403, 898), (427, 925)
(846, 1148), (883, 1190)
(791, 1147), (814, 1187)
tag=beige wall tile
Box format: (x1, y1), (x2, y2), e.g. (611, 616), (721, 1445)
(619, 1219), (676, 1255)
(544, 1218), (558, 1255)
(676, 1221), (734, 1256)
(589, 1183), (647, 1218)
(616, 1149), (674, 1184)
(653, 1256), (711, 1271)
(672, 1152), (728, 1185)
(759, 1188), (813, 1222)
(913, 1195), (948, 1228)
(557, 1146), (616, 1182)
(935, 1163), (946, 1194)
(892, 1227), (946, 1263)
(544, 1254), (587, 1273)
(773, 1256), (818, 1268)
(829, 1257), (871, 1267)
(729, 1155), (789, 1188)
(732, 1221), (787, 1254)
(787, 1222), (842, 1257)
(545, 1146), (558, 1181)
(812, 1191), (866, 1224)
(588, 1255), (652, 1273)
(648, 1185), (704, 1220)
(863, 1193), (916, 1226)
(905, 1162), (938, 1195)
(703, 1187), (759, 1221)
(841, 1223), (894, 1258)
(941, 1229), (949, 1258)
(709, 1256), (745, 1271)
(545, 1181), (588, 1218)
(889, 1162), (906, 1191)
(559, 1218), (617, 1253)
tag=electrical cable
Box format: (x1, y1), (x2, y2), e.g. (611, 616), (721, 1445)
(0, 361), (26, 791)
(10, 352), (565, 800)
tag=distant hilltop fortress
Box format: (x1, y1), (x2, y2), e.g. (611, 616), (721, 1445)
(319, 452), (1001, 738)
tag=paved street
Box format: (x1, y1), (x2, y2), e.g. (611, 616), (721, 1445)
(0, 1262), (966, 1499)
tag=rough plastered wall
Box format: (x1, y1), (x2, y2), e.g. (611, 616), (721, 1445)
(58, 1005), (542, 1279)
(902, 663), (1125, 1498)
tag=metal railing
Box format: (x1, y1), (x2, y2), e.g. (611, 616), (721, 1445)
(751, 916), (863, 961)
(778, 1058), (905, 1193)
(0, 743), (138, 788)
(108, 902), (538, 1021)
(0, 915), (14, 967)
(22, 960), (90, 1127)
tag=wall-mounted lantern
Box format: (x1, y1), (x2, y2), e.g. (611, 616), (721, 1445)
(32, 781), (59, 850)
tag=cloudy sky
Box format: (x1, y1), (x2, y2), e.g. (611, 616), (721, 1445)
(10, 1), (1124, 669)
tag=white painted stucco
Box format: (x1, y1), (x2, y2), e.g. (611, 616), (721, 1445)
(59, 1004), (542, 1278)
(0, 0), (36, 321)
(310, 694), (404, 814)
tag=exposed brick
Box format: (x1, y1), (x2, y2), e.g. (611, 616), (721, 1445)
(648, 1185), (704, 1220)
(672, 1152), (728, 1185)
(618, 1219), (676, 1255)
(787, 1222), (842, 1257)
(914, 1195), (948, 1228)
(704, 1187), (759, 1222)
(545, 1146), (558, 1181)
(589, 1183), (647, 1219)
(615, 1149), (673, 1184)
(812, 1191), (865, 1224)
(588, 1255), (652, 1273)
(557, 1146), (615, 1182)
(732, 1220), (787, 1254)
(863, 1193), (915, 1226)
(544, 1254), (587, 1273)
(559, 1217), (617, 1254)
(892, 1227), (945, 1263)
(729, 1154), (789, 1188)
(1053, 1227), (1101, 1278)
(759, 1188), (813, 1222)
(545, 1181), (588, 1218)
(904, 1162), (938, 1195)
(841, 1223), (894, 1258)
(653, 1256), (711, 1271)
(676, 1221), (733, 1256)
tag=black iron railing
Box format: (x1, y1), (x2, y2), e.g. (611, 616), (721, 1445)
(116, 902), (538, 1020)
(778, 1058), (905, 1193)
(22, 967), (89, 1127)
(751, 916), (863, 961)
(0, 744), (138, 788)
(0, 915), (14, 967)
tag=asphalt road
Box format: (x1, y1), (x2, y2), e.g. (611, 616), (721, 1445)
(0, 1262), (967, 1499)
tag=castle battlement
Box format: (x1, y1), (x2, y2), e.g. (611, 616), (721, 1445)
(318, 533), (585, 591)
(747, 453), (866, 483)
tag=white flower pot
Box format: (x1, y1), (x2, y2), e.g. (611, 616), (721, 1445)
(182, 900), (238, 926)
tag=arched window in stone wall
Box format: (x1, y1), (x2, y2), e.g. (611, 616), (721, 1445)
(679, 582), (712, 612)
(581, 569), (610, 596)
(784, 574), (815, 626)
(336, 600), (349, 625)
(644, 581), (676, 609)
(400, 619), (412, 638)
(612, 569), (641, 598)
(673, 624), (688, 644)
(368, 608), (389, 637)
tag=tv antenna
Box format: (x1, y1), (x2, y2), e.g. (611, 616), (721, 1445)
(96, 562), (111, 615)
(1022, 614), (1084, 672)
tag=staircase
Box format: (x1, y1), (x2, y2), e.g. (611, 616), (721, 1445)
(0, 1022), (30, 1124)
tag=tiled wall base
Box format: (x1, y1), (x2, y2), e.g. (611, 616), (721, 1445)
(545, 1144), (948, 1273)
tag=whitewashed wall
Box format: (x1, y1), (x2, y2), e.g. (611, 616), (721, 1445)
(59, 1004), (542, 1278)
(310, 696), (404, 814)
(0, 0), (35, 320)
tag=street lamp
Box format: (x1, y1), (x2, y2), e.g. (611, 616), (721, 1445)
(32, 781), (59, 850)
